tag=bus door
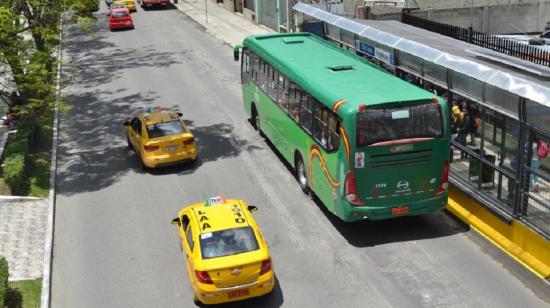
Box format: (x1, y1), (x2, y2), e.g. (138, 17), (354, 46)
(347, 101), (448, 207)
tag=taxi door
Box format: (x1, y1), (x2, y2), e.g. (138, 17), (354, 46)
(129, 117), (144, 154)
(179, 214), (197, 285)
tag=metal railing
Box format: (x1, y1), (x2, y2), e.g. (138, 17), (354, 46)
(401, 13), (550, 67)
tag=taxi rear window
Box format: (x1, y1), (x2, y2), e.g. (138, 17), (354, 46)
(146, 121), (184, 138)
(200, 227), (259, 259)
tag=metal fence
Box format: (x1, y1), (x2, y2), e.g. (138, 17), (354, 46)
(401, 13), (550, 67)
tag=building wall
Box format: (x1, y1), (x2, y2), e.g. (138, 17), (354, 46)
(342, 0), (550, 33)
(224, 0), (234, 12)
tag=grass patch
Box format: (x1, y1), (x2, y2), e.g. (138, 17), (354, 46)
(27, 111), (53, 197)
(0, 110), (53, 197)
(6, 279), (42, 308)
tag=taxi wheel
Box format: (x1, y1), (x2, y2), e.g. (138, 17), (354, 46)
(193, 293), (204, 307)
(295, 157), (309, 194)
(136, 153), (146, 171)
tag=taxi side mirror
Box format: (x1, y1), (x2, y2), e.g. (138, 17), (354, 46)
(123, 120), (130, 126)
(171, 218), (180, 225)
(248, 205), (257, 212)
(177, 112), (183, 117)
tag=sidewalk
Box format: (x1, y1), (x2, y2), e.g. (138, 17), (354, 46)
(0, 199), (48, 280)
(173, 0), (273, 47)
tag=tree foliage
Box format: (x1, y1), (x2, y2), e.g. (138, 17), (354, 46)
(0, 0), (97, 123)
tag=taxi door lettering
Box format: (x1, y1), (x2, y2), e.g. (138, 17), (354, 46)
(199, 216), (208, 222)
(202, 222), (211, 230)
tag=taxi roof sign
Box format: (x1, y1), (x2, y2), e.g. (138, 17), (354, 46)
(205, 196), (226, 206)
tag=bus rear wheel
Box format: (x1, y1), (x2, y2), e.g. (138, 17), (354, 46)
(251, 104), (259, 130)
(296, 157), (309, 194)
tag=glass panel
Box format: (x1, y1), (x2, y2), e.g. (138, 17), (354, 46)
(485, 84), (519, 116)
(396, 51), (422, 72)
(423, 61), (447, 86)
(341, 29), (355, 46)
(526, 99), (550, 134)
(450, 71), (483, 100)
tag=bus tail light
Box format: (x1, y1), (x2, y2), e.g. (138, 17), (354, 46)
(143, 145), (159, 152)
(259, 258), (272, 275)
(344, 171), (366, 206)
(195, 270), (213, 284)
(436, 160), (449, 196)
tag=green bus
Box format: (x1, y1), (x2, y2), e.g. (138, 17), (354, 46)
(234, 33), (451, 222)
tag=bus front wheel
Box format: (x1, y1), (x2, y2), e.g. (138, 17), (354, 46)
(296, 157), (309, 194)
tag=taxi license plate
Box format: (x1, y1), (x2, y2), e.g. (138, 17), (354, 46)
(228, 288), (249, 299)
(165, 145), (179, 152)
(392, 206), (409, 216)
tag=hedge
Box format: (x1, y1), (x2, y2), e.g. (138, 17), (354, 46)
(2, 128), (31, 195)
(0, 257), (8, 307)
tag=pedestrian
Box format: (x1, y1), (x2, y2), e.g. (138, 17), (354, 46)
(530, 142), (541, 192)
(456, 106), (474, 159)
(468, 102), (480, 146)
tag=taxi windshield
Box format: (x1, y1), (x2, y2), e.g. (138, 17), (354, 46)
(200, 227), (259, 259)
(146, 121), (184, 138)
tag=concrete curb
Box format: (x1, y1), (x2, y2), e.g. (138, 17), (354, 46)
(40, 16), (62, 308)
(0, 196), (43, 202)
(448, 186), (550, 280)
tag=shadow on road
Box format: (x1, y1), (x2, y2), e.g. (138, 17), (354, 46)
(146, 120), (262, 176)
(62, 22), (182, 89)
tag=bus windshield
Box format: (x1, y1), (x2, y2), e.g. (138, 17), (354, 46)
(356, 101), (443, 146)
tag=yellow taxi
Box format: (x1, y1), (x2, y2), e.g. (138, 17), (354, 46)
(124, 108), (198, 169)
(114, 0), (136, 11)
(171, 196), (274, 305)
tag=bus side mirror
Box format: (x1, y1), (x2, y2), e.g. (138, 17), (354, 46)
(233, 49), (240, 62)
(171, 218), (180, 225)
(248, 205), (257, 212)
(177, 112), (183, 117)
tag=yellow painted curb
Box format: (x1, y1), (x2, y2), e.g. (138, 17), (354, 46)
(448, 186), (550, 279)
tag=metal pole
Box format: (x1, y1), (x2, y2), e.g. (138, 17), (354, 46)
(205, 0), (208, 23)
(470, 0), (473, 29)
(287, 0), (292, 32)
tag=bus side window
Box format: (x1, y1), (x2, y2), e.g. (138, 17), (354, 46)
(300, 94), (314, 133)
(259, 60), (267, 91)
(241, 50), (250, 84)
(278, 75), (289, 111)
(269, 67), (278, 102)
(313, 104), (328, 148)
(252, 53), (259, 84)
(288, 82), (301, 122)
(328, 113), (340, 151)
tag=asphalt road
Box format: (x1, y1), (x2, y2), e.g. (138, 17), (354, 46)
(51, 3), (550, 308)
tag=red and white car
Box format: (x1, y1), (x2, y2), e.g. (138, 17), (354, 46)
(108, 7), (134, 31)
(137, 0), (169, 9)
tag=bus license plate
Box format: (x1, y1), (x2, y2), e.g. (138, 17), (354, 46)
(392, 206), (409, 216)
(228, 288), (249, 299)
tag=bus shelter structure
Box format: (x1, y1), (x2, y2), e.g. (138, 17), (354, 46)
(293, 3), (550, 240)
